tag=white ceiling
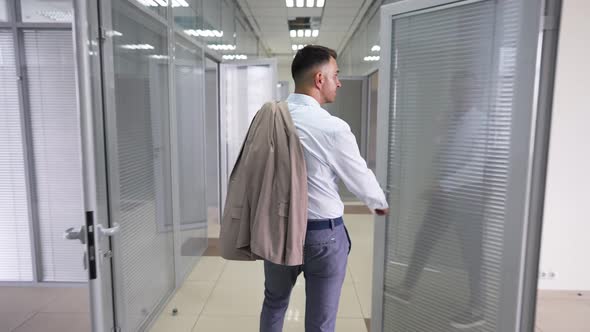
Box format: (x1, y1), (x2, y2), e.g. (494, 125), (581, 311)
(238, 0), (374, 64)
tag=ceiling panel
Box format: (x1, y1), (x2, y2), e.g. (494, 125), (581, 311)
(241, 0), (374, 68)
(322, 8), (360, 17)
(286, 8), (323, 17)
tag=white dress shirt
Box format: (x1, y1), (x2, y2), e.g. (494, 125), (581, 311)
(286, 93), (389, 219)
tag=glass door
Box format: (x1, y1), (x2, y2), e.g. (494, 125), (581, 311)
(74, 0), (208, 330)
(372, 0), (559, 331)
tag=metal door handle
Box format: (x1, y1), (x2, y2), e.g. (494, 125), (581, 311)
(97, 223), (120, 238)
(64, 226), (86, 244)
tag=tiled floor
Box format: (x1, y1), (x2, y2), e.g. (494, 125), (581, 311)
(0, 285), (90, 332)
(1, 211), (587, 332)
(151, 214), (373, 332)
(153, 210), (590, 332)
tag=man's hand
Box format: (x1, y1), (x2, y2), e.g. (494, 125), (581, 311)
(375, 208), (389, 216)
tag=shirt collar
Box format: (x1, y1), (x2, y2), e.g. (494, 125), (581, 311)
(287, 93), (321, 109)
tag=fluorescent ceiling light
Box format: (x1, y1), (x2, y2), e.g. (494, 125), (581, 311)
(371, 45), (381, 52)
(137, 0), (158, 6)
(172, 0), (189, 7)
(363, 55), (380, 62)
(312, 29), (319, 37)
(223, 54), (248, 60)
(306, 0), (314, 7)
(121, 44), (155, 50)
(106, 30), (123, 37)
(207, 44), (237, 51)
(304, 29), (311, 37)
(296, 0), (304, 8)
(290, 30), (296, 38)
(292, 45), (298, 51)
(138, 0), (188, 7)
(316, 0), (325, 7)
(286, 0), (294, 7)
(297, 29), (304, 37)
(184, 29), (223, 38)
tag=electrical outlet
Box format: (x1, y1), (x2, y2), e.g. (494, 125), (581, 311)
(539, 270), (557, 280)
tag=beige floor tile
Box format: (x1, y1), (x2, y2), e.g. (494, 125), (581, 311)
(187, 257), (227, 282)
(354, 283), (373, 318)
(335, 318), (368, 332)
(0, 287), (62, 314)
(337, 283), (364, 318)
(193, 316), (366, 332)
(219, 260), (265, 283)
(201, 280), (265, 316)
(150, 315), (198, 332)
(282, 318), (367, 332)
(344, 267), (354, 284)
(537, 290), (590, 302)
(39, 287), (90, 313)
(13, 313), (91, 332)
(162, 281), (216, 317)
(536, 298), (590, 332)
(349, 261), (374, 285)
(0, 311), (35, 332)
(192, 315), (259, 332)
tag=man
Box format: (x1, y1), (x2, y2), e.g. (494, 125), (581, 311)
(259, 45), (389, 332)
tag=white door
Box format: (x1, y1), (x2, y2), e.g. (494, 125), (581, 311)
(219, 59), (278, 209)
(371, 0), (560, 331)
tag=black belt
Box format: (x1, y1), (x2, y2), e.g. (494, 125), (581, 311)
(306, 217), (344, 231)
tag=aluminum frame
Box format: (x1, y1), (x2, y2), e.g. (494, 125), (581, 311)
(73, 0), (116, 330)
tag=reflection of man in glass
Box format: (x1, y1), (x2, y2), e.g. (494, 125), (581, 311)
(392, 72), (488, 329)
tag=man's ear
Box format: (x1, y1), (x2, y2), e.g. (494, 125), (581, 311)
(314, 71), (323, 89)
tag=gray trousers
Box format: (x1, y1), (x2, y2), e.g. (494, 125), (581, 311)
(260, 221), (350, 332)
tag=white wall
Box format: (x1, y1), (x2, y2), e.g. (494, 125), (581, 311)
(278, 61), (294, 96)
(538, 0), (590, 290)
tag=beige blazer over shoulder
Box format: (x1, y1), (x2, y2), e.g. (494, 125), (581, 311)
(220, 101), (308, 266)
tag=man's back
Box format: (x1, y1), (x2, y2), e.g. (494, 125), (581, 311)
(287, 93), (387, 220)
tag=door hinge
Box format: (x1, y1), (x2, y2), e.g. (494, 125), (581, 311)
(85, 211), (98, 280)
(541, 15), (557, 31)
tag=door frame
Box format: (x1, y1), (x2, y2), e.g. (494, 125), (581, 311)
(73, 0), (116, 330)
(371, 0), (561, 331)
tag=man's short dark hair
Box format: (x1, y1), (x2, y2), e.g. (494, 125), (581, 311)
(291, 45), (337, 85)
